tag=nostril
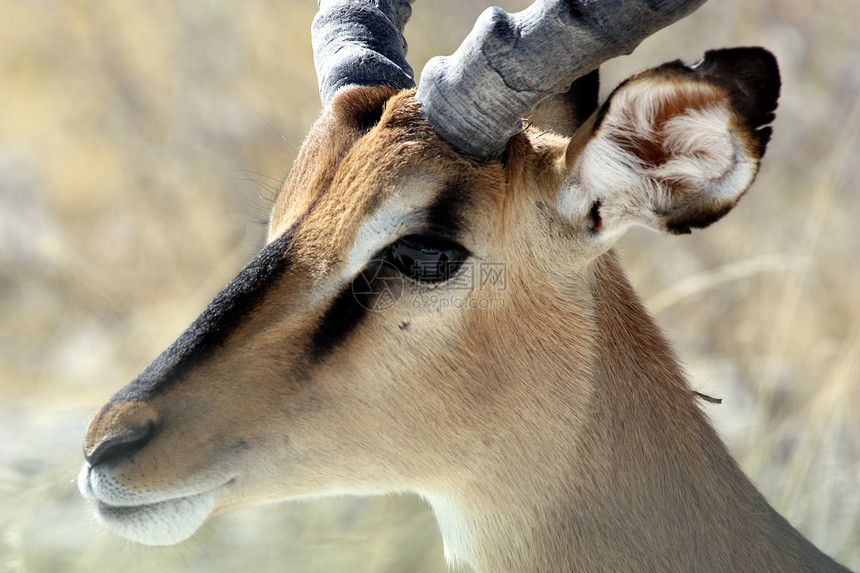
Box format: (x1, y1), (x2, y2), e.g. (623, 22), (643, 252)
(85, 420), (156, 467)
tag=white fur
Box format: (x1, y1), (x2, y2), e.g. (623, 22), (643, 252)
(342, 180), (438, 280)
(421, 493), (478, 570)
(558, 79), (757, 239)
(78, 463), (221, 545)
(655, 108), (756, 200)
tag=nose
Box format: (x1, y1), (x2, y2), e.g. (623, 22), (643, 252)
(84, 400), (158, 467)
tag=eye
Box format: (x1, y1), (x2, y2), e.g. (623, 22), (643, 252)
(384, 234), (469, 284)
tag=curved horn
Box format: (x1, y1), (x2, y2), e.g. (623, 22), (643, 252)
(313, 0), (415, 107)
(416, 0), (708, 160)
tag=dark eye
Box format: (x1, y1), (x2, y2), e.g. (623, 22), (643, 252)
(384, 234), (469, 284)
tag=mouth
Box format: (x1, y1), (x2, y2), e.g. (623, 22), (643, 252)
(93, 491), (216, 546)
(79, 464), (232, 546)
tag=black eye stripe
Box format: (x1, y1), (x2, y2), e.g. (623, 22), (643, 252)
(309, 179), (473, 360)
(425, 179), (471, 235)
(310, 267), (374, 361)
(309, 233), (469, 361)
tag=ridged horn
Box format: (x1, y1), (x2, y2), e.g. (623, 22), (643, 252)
(416, 0), (708, 160)
(312, 0), (415, 107)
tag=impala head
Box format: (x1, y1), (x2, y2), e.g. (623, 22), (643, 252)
(79, 0), (779, 555)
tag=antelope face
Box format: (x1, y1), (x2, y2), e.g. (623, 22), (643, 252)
(78, 1), (779, 550)
(77, 86), (517, 545)
(76, 87), (510, 545)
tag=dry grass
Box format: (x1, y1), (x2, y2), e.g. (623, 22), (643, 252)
(0, 1), (857, 571)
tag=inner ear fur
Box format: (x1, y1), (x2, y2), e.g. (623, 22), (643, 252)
(559, 47), (780, 238)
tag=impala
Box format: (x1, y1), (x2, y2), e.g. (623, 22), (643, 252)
(78, 0), (852, 571)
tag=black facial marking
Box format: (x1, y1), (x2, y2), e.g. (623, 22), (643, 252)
(426, 179), (471, 235)
(111, 228), (296, 403)
(309, 180), (471, 360)
(310, 265), (376, 361)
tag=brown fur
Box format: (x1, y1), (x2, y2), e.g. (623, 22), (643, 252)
(82, 81), (849, 572)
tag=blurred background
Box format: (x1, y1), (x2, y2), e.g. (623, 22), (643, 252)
(0, 1), (857, 571)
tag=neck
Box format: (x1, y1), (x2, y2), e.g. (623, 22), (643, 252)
(424, 252), (846, 573)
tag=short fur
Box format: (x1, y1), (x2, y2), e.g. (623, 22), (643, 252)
(79, 48), (850, 572)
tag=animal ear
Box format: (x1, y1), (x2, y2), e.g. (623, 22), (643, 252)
(557, 47), (780, 240)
